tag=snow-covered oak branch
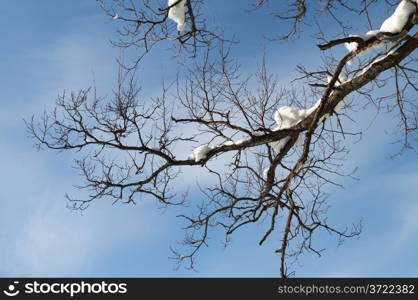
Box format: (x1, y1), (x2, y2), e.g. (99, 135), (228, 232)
(27, 0), (418, 277)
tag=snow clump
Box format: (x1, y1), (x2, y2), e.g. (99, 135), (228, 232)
(188, 145), (212, 162)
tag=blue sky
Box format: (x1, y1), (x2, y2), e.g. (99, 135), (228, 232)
(0, 1), (417, 277)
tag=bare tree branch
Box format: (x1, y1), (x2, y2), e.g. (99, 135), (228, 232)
(27, 0), (418, 277)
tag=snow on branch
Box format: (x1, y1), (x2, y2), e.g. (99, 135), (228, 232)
(318, 0), (418, 64)
(168, 0), (187, 32)
(380, 0), (417, 34)
(28, 0), (418, 278)
(96, 0), (219, 68)
(188, 145), (212, 162)
(269, 72), (348, 152)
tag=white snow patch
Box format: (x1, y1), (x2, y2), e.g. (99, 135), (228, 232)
(234, 139), (248, 145)
(359, 51), (392, 76)
(320, 113), (331, 122)
(343, 1), (417, 64)
(270, 99), (322, 152)
(327, 73), (348, 113)
(344, 39), (359, 53)
(327, 73), (348, 87)
(380, 0), (417, 34)
(252, 130), (264, 136)
(344, 30), (380, 53)
(188, 145), (212, 162)
(309, 100), (330, 122)
(274, 106), (298, 129)
(262, 168), (269, 179)
(224, 139), (248, 146)
(273, 106), (310, 130)
(270, 136), (290, 153)
(334, 100), (346, 113)
(344, 30), (385, 64)
(168, 0), (187, 32)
